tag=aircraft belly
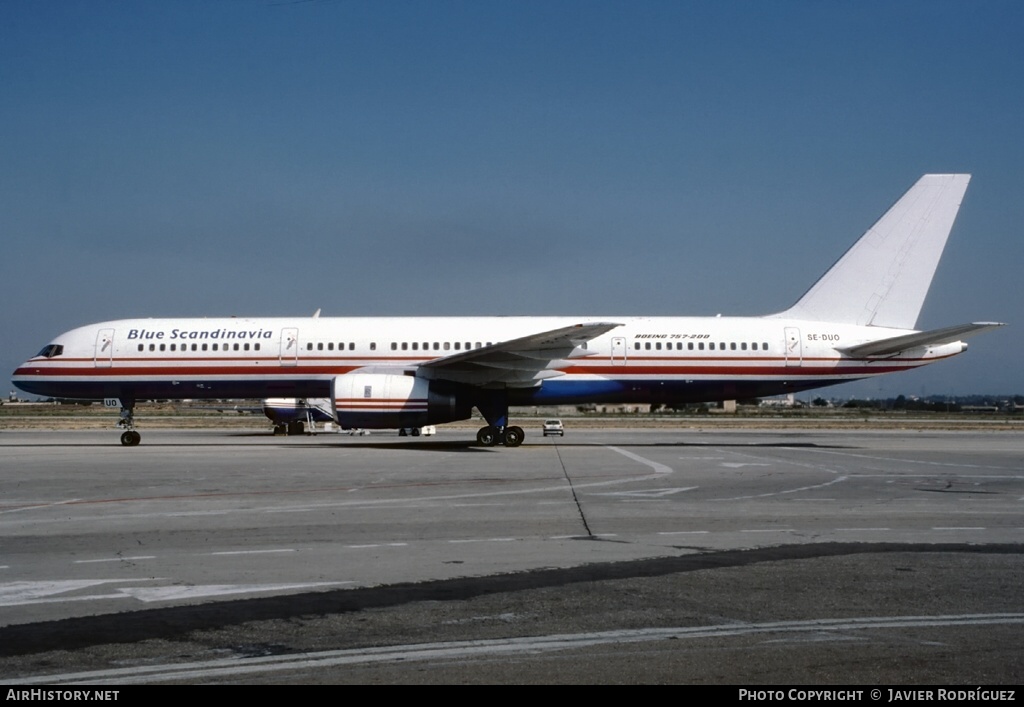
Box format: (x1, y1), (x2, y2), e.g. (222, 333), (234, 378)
(515, 378), (855, 406)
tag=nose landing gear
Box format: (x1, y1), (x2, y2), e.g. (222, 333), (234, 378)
(116, 401), (141, 446)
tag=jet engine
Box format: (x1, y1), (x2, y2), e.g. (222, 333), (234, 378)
(332, 373), (470, 429)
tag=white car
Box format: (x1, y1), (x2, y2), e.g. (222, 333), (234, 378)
(542, 419), (564, 437)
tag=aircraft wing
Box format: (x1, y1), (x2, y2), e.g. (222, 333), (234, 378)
(836, 322), (1005, 358)
(417, 321), (622, 386)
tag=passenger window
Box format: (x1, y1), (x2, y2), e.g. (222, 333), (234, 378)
(370, 342), (376, 351)
(138, 344), (144, 352)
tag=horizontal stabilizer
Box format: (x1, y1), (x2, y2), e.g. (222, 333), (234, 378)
(836, 322), (1005, 357)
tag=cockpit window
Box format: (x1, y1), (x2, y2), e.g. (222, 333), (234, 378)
(35, 344), (64, 358)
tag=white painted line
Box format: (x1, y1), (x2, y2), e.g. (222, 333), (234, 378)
(346, 543), (409, 549)
(932, 527), (985, 531)
(593, 487), (697, 498)
(75, 556), (157, 564)
(657, 530), (709, 535)
(604, 446), (673, 474)
(836, 528), (890, 532)
(208, 549), (297, 556)
(120, 582), (346, 603)
(0, 498), (83, 515)
(740, 529), (795, 533)
(448, 538), (516, 544)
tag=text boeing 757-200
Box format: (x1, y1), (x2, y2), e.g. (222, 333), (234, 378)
(13, 174), (1004, 447)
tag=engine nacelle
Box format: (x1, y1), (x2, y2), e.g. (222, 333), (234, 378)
(332, 373), (469, 429)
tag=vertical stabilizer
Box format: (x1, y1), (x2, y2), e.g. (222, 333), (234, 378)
(774, 174), (970, 329)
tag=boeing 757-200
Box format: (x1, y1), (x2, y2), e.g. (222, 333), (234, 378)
(12, 174), (1004, 446)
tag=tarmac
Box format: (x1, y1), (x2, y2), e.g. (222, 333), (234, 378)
(1, 426), (1022, 683)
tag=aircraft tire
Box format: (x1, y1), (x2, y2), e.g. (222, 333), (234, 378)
(502, 426), (524, 447)
(120, 431), (141, 446)
(476, 426), (498, 447)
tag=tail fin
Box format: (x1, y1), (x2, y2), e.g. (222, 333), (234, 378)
(774, 174), (971, 329)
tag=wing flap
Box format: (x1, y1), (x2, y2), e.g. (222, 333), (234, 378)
(418, 321), (621, 386)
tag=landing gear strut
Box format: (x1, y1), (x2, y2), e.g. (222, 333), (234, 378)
(117, 403), (141, 446)
(474, 391), (524, 447)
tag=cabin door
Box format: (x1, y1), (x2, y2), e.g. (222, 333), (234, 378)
(280, 328), (299, 366)
(610, 337), (627, 365)
(94, 328), (115, 368)
(784, 327), (802, 367)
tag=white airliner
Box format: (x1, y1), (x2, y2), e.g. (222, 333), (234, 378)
(12, 174), (1003, 447)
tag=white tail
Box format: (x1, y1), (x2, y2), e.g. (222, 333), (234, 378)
(775, 174), (971, 329)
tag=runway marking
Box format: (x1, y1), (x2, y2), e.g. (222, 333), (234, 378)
(345, 543), (408, 549)
(720, 462), (771, 468)
(209, 549), (296, 556)
(933, 527), (985, 531)
(16, 613), (1024, 685)
(658, 530), (709, 535)
(593, 487), (697, 498)
(119, 583), (345, 602)
(0, 580), (348, 607)
(74, 556), (156, 564)
(0, 579), (158, 606)
(836, 527), (890, 532)
(741, 528), (795, 533)
(604, 446), (673, 475)
(449, 538), (516, 544)
(0, 498), (82, 515)
(792, 448), (1024, 473)
(713, 475), (849, 501)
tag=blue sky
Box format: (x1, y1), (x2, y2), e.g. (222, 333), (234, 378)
(3, 1), (1021, 398)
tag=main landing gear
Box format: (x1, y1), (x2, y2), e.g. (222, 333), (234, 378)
(476, 425), (524, 448)
(117, 403), (141, 446)
(474, 391), (524, 447)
